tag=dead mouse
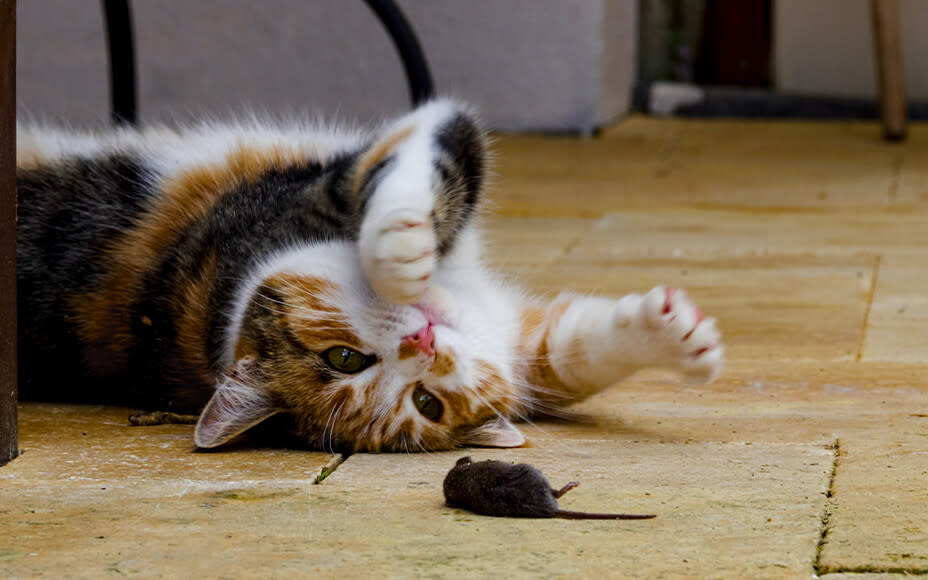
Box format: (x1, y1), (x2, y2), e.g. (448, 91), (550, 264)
(443, 457), (656, 520)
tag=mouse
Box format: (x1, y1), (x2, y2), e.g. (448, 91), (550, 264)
(442, 457), (656, 520)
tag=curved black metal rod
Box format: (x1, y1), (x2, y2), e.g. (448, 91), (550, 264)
(102, 0), (137, 125)
(362, 0), (435, 105)
(100, 0), (433, 125)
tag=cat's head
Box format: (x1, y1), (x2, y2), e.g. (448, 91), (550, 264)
(193, 250), (526, 452)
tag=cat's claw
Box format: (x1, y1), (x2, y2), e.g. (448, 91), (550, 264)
(640, 285), (723, 384)
(360, 208), (437, 304)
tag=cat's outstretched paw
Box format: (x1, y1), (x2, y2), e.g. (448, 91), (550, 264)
(359, 209), (437, 304)
(636, 286), (723, 383)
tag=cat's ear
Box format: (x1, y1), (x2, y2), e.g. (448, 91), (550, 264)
(193, 356), (279, 449)
(352, 100), (483, 196)
(463, 417), (526, 448)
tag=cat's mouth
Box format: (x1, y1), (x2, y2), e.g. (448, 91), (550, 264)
(414, 284), (457, 328)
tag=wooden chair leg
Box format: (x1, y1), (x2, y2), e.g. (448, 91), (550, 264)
(871, 0), (907, 141)
(0, 0), (18, 465)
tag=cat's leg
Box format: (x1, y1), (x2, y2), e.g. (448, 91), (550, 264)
(356, 100), (485, 304)
(519, 287), (723, 407)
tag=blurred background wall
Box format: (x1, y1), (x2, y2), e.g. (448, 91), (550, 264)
(16, 0), (636, 133)
(15, 0), (928, 132)
(775, 0), (928, 100)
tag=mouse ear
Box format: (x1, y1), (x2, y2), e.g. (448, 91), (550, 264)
(463, 417), (525, 448)
(194, 356), (279, 449)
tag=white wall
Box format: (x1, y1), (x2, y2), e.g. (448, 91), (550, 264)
(775, 0), (928, 100)
(17, 0), (637, 132)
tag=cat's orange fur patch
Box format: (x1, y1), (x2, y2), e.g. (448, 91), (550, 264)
(266, 273), (360, 350)
(519, 299), (574, 401)
(352, 125), (414, 193)
(519, 305), (547, 345)
(175, 248), (219, 386)
(441, 389), (473, 420)
(428, 349), (456, 376)
(398, 418), (415, 437)
(397, 341), (419, 360)
(72, 144), (305, 372)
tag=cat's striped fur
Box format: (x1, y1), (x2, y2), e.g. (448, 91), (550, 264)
(17, 101), (724, 452)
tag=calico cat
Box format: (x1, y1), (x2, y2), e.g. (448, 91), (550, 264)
(16, 100), (724, 452)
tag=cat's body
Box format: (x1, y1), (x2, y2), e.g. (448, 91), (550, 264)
(17, 101), (724, 452)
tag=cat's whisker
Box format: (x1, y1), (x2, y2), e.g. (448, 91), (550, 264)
(465, 373), (552, 438)
(321, 400), (344, 455)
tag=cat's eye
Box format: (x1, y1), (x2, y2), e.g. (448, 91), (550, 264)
(412, 386), (444, 422)
(322, 346), (374, 374)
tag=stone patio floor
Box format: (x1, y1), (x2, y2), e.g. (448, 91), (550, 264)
(2, 117), (927, 578)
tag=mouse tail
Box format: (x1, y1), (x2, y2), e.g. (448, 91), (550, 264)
(554, 510), (657, 520)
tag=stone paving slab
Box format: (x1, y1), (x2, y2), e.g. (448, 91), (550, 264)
(481, 216), (597, 267)
(517, 362), (928, 446)
(562, 211), (928, 260)
(492, 118), (906, 216)
(0, 405), (832, 579)
(896, 124), (928, 207)
(0, 405), (334, 578)
(2, 403), (329, 483)
(318, 443), (831, 579)
(819, 429), (928, 575)
(820, 575), (918, 580)
(864, 253), (928, 362)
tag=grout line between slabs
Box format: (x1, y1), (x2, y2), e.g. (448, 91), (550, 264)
(813, 439), (841, 576)
(813, 440), (928, 577)
(855, 254), (882, 362)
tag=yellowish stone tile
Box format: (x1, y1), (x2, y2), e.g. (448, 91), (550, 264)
(317, 442), (831, 579)
(0, 405), (833, 579)
(564, 210), (928, 261)
(819, 430), (928, 574)
(4, 403), (331, 483)
(895, 123), (928, 208)
(673, 119), (898, 162)
(481, 216), (597, 268)
(821, 575), (920, 580)
(519, 361), (928, 447)
(491, 118), (904, 216)
(0, 405), (335, 579)
(863, 254), (928, 363)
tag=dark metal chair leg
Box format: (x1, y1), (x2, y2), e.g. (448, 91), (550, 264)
(362, 0), (435, 105)
(1, 0), (18, 466)
(100, 0), (434, 125)
(102, 0), (137, 125)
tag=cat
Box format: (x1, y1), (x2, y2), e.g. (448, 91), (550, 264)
(16, 100), (724, 452)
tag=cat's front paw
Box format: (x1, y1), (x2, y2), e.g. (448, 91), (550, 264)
(634, 286), (723, 383)
(359, 209), (437, 304)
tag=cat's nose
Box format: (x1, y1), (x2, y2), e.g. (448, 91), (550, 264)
(403, 324), (436, 357)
